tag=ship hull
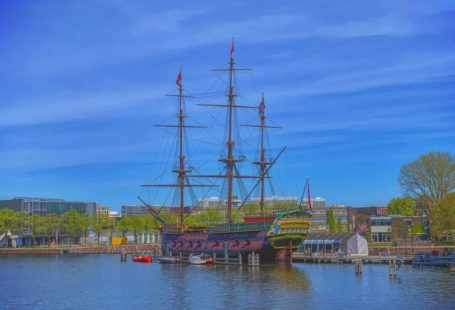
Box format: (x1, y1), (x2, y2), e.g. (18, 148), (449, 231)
(161, 229), (277, 262)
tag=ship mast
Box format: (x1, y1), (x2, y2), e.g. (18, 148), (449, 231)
(141, 70), (213, 227)
(177, 72), (185, 225)
(243, 94), (281, 216)
(196, 38), (260, 224)
(225, 41), (236, 223)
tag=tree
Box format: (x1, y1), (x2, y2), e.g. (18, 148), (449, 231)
(92, 214), (110, 245)
(327, 209), (336, 233)
(62, 210), (84, 246)
(431, 192), (455, 240)
(399, 152), (455, 214)
(45, 213), (61, 245)
(336, 218), (342, 233)
(387, 197), (416, 216)
(116, 216), (131, 238)
(26, 214), (47, 246)
(0, 209), (25, 235)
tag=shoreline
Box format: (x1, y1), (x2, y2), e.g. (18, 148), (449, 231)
(0, 244), (161, 255)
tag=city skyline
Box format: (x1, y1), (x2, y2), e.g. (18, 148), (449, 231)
(1, 1), (454, 208)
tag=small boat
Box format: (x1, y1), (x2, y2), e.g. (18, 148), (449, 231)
(189, 253), (213, 265)
(132, 255), (152, 263)
(412, 252), (455, 267)
(157, 256), (181, 264)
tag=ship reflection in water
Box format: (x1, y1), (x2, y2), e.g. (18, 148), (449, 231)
(1, 255), (455, 310)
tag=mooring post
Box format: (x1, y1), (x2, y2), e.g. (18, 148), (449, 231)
(355, 259), (362, 275)
(120, 247), (127, 262)
(238, 254), (242, 265)
(389, 259), (397, 277)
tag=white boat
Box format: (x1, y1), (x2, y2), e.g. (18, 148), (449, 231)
(189, 253), (213, 265)
(157, 256), (181, 264)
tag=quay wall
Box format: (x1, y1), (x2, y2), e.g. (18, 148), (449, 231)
(369, 245), (455, 257)
(0, 244), (161, 255)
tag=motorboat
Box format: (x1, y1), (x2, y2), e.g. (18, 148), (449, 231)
(157, 256), (181, 264)
(189, 253), (213, 265)
(412, 252), (455, 267)
(132, 255), (152, 263)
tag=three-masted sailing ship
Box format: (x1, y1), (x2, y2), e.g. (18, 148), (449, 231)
(140, 39), (312, 262)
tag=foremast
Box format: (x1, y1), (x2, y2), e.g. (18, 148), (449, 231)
(141, 70), (212, 227)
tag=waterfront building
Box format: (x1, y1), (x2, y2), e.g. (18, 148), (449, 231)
(329, 205), (349, 233)
(198, 197), (222, 208)
(96, 205), (111, 217)
(349, 205), (388, 217)
(251, 196), (298, 208)
(301, 197), (325, 209)
(121, 205), (150, 217)
(370, 216), (392, 243)
(310, 206), (328, 232)
(0, 197), (96, 216)
(109, 211), (121, 226)
(370, 215), (430, 244)
(390, 215), (430, 245)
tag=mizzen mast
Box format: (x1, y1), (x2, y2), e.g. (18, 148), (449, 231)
(242, 94), (281, 216)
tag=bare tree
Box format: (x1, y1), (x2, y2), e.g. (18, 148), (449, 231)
(399, 152), (455, 214)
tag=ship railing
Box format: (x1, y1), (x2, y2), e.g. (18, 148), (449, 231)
(207, 221), (274, 233)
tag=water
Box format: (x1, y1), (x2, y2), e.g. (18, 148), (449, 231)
(1, 255), (454, 310)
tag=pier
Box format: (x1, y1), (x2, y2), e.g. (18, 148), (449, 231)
(292, 252), (411, 264)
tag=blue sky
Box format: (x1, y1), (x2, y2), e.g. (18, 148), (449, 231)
(0, 0), (454, 210)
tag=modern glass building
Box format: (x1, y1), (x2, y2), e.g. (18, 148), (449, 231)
(121, 205), (150, 217)
(0, 197), (96, 216)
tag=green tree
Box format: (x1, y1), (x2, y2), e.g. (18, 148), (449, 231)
(116, 216), (131, 238)
(327, 209), (336, 233)
(129, 216), (145, 244)
(92, 214), (110, 245)
(387, 197), (416, 216)
(26, 214), (47, 246)
(432, 192), (455, 240)
(45, 213), (61, 245)
(399, 152), (455, 214)
(62, 210), (84, 246)
(0, 209), (25, 235)
(336, 218), (342, 233)
(184, 209), (224, 226)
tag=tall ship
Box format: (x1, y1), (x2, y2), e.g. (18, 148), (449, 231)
(140, 39), (312, 262)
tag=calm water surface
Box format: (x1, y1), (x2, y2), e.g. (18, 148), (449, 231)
(1, 255), (454, 309)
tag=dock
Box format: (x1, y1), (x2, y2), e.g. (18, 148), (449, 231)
(292, 253), (412, 264)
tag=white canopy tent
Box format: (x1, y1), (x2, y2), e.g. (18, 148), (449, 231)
(347, 233), (368, 256)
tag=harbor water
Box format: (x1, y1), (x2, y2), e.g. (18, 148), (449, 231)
(0, 255), (454, 309)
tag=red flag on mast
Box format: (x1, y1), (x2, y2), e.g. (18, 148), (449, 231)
(230, 38), (235, 58)
(176, 71), (182, 87)
(259, 94), (265, 114)
(307, 179), (313, 211)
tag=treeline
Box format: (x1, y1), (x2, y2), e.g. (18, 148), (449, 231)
(0, 209), (161, 246)
(387, 151), (455, 241)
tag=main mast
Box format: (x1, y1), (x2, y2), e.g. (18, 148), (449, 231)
(196, 38), (259, 225)
(259, 95), (266, 216)
(225, 41), (236, 223)
(177, 72), (185, 226)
